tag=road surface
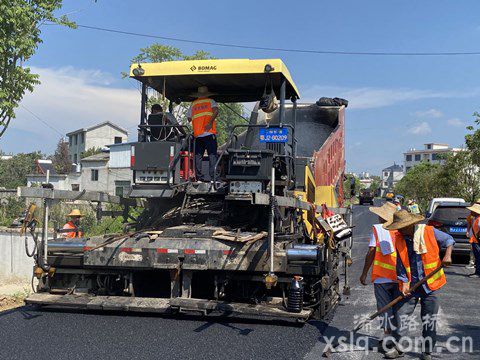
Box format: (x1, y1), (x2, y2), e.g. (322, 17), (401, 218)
(0, 204), (478, 360)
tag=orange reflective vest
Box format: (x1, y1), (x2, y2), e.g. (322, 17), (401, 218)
(190, 98), (217, 138)
(470, 217), (479, 244)
(393, 225), (447, 291)
(62, 221), (83, 238)
(371, 225), (410, 282)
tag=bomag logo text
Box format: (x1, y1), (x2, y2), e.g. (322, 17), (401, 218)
(191, 65), (217, 72)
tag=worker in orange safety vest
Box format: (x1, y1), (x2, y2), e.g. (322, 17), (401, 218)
(383, 210), (454, 360)
(187, 86), (219, 182)
(466, 202), (480, 277)
(360, 202), (404, 353)
(62, 209), (84, 238)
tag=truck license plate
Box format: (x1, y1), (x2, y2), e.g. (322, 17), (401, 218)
(259, 127), (288, 143)
(449, 227), (467, 233)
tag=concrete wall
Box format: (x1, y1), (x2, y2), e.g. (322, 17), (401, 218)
(0, 229), (35, 280)
(68, 131), (86, 164)
(27, 173), (82, 191)
(109, 143), (131, 168)
(68, 124), (128, 164)
(86, 126), (126, 151)
(80, 162), (132, 195)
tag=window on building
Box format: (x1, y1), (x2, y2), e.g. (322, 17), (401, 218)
(73, 154), (78, 164)
(406, 166), (411, 172)
(383, 171), (389, 177)
(406, 154), (412, 161)
(91, 169), (99, 181)
(69, 136), (72, 146)
(71, 184), (80, 191)
(74, 134), (77, 145)
(115, 181), (130, 197)
(426, 144), (432, 149)
(81, 133), (85, 144)
(114, 136), (122, 144)
(432, 153), (438, 161)
(414, 154), (421, 161)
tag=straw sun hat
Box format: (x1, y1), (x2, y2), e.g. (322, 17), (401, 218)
(67, 209), (84, 217)
(383, 209), (424, 231)
(369, 202), (397, 222)
(190, 86), (216, 98)
(467, 203), (480, 215)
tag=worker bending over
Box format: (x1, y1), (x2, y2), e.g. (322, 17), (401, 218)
(187, 86), (219, 182)
(62, 209), (84, 238)
(360, 202), (402, 353)
(466, 202), (480, 277)
(383, 210), (454, 360)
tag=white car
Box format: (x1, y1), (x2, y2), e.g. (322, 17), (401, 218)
(426, 197), (466, 218)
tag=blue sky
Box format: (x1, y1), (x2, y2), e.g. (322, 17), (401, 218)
(2, 0), (480, 174)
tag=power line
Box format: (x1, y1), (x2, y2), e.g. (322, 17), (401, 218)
(20, 105), (64, 137)
(69, 24), (480, 57)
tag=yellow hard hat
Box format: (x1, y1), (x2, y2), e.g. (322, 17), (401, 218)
(67, 209), (84, 217)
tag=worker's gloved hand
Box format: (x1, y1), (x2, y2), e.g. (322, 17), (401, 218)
(400, 282), (410, 297)
(359, 273), (368, 286)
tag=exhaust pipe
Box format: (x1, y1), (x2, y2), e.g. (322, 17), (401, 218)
(286, 244), (319, 262)
(48, 241), (86, 254)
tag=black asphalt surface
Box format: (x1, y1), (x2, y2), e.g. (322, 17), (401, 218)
(0, 203), (478, 360)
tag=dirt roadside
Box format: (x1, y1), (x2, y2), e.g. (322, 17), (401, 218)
(0, 277), (31, 312)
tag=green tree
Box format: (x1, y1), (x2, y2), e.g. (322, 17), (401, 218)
(0, 1), (74, 138)
(343, 173), (362, 200)
(394, 162), (443, 210)
(465, 112), (480, 167)
(0, 197), (25, 226)
(369, 175), (381, 196)
(437, 151), (480, 203)
(126, 43), (246, 144)
(52, 138), (71, 174)
(0, 152), (43, 188)
(81, 147), (102, 159)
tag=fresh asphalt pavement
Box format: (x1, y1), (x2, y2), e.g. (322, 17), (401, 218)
(0, 203), (478, 360)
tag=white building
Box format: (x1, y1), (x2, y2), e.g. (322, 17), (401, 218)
(27, 159), (81, 191)
(358, 172), (370, 180)
(403, 143), (463, 172)
(381, 163), (404, 194)
(27, 147), (132, 197)
(80, 148), (132, 196)
(66, 122), (128, 165)
(359, 178), (373, 189)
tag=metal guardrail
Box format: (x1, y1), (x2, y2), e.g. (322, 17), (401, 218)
(17, 187), (140, 206)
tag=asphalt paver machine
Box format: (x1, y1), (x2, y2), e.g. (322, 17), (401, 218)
(26, 59), (352, 321)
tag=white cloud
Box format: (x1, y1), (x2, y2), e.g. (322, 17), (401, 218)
(447, 118), (464, 127)
(413, 109), (443, 118)
(408, 122), (432, 135)
(13, 66), (138, 139)
(301, 86), (480, 110)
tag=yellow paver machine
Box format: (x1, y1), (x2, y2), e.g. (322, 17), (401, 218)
(25, 58), (352, 321)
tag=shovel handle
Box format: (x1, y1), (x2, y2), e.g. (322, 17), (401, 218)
(353, 264), (445, 332)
